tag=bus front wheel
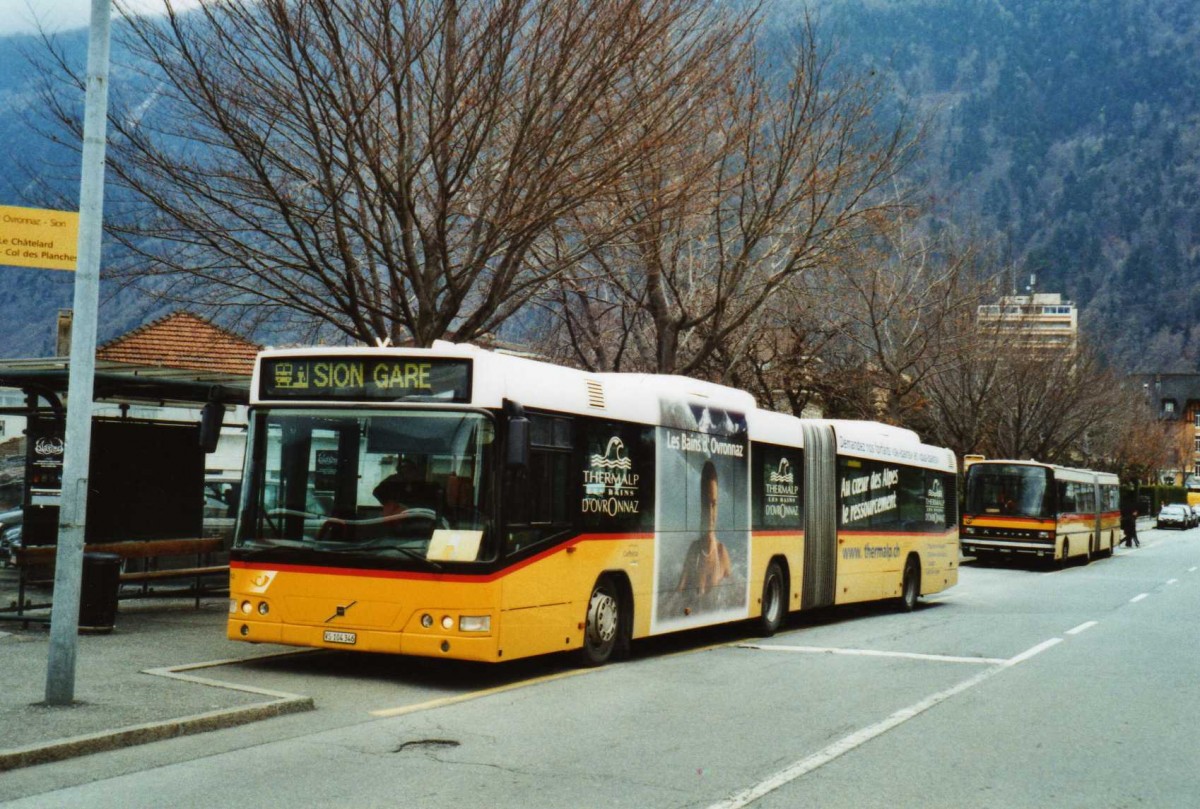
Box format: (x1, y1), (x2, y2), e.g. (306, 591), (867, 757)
(579, 577), (622, 666)
(899, 556), (920, 612)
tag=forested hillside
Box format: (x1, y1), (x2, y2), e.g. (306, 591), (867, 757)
(1, 1), (1198, 367)
(805, 0), (1200, 369)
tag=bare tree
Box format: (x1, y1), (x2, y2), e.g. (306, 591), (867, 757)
(534, 16), (920, 378)
(1082, 387), (1175, 483)
(911, 307), (1007, 458)
(816, 223), (995, 424)
(38, 0), (749, 345)
(918, 326), (1137, 466)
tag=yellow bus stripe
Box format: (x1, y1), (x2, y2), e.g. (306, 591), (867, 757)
(369, 668), (595, 717)
(369, 638), (745, 717)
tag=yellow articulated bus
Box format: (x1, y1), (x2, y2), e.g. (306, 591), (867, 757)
(960, 459), (1120, 565)
(228, 344), (958, 665)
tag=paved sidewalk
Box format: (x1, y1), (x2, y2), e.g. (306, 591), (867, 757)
(0, 578), (312, 772)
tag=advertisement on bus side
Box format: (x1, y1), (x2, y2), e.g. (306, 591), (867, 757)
(652, 398), (750, 632)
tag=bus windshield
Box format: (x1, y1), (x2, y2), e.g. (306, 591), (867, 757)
(965, 464), (1052, 519)
(235, 409), (495, 563)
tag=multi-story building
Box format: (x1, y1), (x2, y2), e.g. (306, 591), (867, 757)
(976, 292), (1078, 353)
(1137, 373), (1200, 483)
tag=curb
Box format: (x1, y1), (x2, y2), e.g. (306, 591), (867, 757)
(0, 653), (315, 773)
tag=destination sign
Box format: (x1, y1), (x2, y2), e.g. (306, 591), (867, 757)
(260, 357), (471, 402)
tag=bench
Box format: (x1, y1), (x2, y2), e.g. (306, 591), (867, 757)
(8, 538), (227, 621)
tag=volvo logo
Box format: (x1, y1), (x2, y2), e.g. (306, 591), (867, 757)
(324, 601), (358, 623)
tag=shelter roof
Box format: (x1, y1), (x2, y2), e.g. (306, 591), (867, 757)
(96, 311), (260, 376)
(0, 312), (260, 408)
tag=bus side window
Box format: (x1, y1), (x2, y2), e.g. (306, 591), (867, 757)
(506, 414), (574, 554)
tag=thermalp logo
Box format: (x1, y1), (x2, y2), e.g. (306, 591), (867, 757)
(589, 437), (631, 471)
(764, 456), (800, 520)
(769, 457), (794, 485)
(583, 436), (640, 517)
(34, 437), (64, 457)
(925, 476), (947, 524)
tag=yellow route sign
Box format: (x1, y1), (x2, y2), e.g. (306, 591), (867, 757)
(0, 204), (79, 271)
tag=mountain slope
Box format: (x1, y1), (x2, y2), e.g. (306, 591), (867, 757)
(802, 0), (1200, 369)
(2, 2), (1199, 367)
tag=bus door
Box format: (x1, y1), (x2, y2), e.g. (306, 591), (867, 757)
(801, 423), (837, 609)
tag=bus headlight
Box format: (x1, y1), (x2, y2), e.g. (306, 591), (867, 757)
(241, 600), (253, 614)
(441, 615), (454, 630)
(421, 613), (434, 628)
(229, 598), (238, 614)
(962, 526), (976, 535)
(1037, 531), (1051, 539)
(459, 616), (491, 633)
(257, 601), (270, 616)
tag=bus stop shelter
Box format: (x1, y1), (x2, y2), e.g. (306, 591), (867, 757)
(0, 312), (258, 622)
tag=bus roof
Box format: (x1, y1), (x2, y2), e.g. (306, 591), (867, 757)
(966, 458), (1119, 484)
(251, 343), (956, 472)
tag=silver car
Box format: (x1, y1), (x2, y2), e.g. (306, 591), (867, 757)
(1157, 504), (1190, 530)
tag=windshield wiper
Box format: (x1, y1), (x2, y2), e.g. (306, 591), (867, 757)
(385, 545), (442, 570)
(322, 541), (443, 570)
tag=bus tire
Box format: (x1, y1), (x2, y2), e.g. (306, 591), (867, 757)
(578, 576), (623, 667)
(757, 560), (786, 637)
(1059, 540), (1070, 569)
(899, 556), (920, 612)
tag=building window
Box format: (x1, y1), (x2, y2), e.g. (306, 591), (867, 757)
(1163, 400), (1177, 417)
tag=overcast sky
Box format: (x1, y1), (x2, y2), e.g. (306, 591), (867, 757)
(0, 0), (202, 36)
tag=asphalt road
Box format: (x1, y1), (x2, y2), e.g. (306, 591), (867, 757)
(5, 527), (1198, 808)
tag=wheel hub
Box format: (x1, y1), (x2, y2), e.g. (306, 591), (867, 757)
(587, 590), (617, 644)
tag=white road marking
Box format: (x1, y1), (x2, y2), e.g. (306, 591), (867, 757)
(1188, 567), (1197, 573)
(1167, 578), (1179, 585)
(1065, 621), (1097, 635)
(739, 643), (1006, 665)
(1130, 593), (1149, 603)
(709, 638), (1063, 809)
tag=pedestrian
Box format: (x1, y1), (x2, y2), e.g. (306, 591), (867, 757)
(1120, 506), (1140, 548)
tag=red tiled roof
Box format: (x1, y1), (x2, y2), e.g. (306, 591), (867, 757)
(96, 311), (261, 376)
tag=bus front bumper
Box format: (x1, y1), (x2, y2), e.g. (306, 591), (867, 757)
(961, 538), (1055, 557)
(227, 617), (501, 662)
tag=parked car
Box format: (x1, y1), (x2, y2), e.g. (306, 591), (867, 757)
(1190, 504), (1200, 526)
(0, 507), (22, 567)
(1157, 504), (1191, 530)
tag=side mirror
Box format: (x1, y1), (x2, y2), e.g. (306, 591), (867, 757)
(506, 416), (529, 469)
(200, 401), (225, 453)
(504, 398), (529, 469)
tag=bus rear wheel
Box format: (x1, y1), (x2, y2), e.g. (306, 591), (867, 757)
(899, 556), (920, 612)
(757, 560), (786, 636)
(579, 577), (623, 666)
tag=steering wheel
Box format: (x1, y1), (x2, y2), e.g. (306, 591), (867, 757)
(317, 519), (347, 542)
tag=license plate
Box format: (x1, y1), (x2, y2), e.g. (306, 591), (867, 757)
(323, 630), (357, 645)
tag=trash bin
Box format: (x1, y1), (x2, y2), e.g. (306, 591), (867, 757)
(79, 552), (121, 632)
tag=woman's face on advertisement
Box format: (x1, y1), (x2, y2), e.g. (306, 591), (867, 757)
(702, 476), (718, 532)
